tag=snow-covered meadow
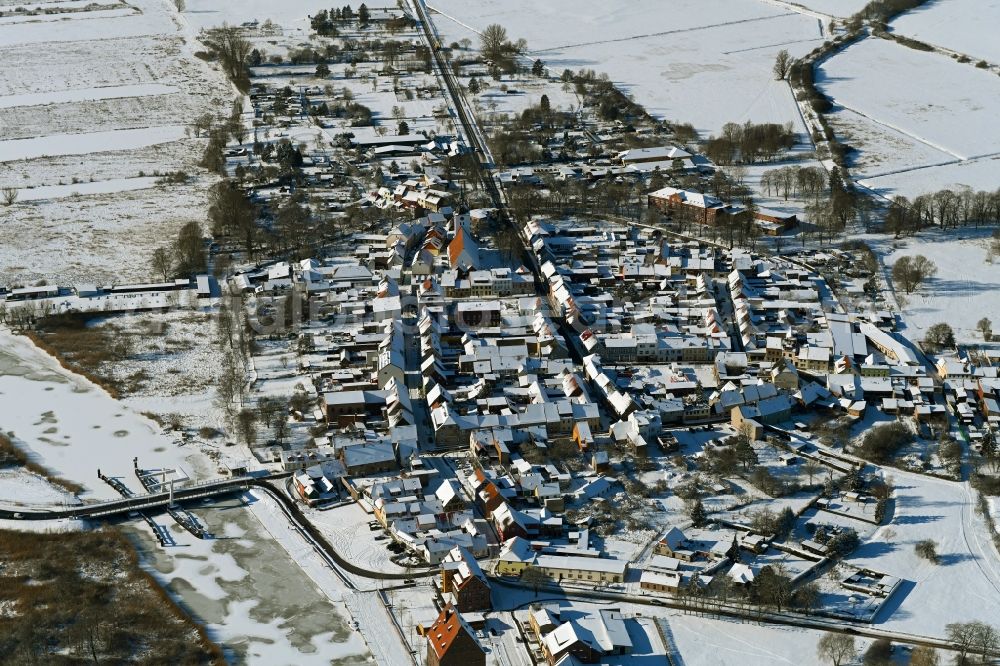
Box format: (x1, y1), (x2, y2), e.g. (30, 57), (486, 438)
(846, 470), (1000, 636)
(877, 230), (1000, 344)
(891, 0), (1000, 64)
(0, 0), (232, 286)
(818, 37), (1000, 199)
(426, 0), (824, 137)
(0, 328), (213, 501)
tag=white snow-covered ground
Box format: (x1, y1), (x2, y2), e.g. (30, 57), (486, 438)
(306, 501), (412, 575)
(0, 1), (173, 46)
(0, 328), (211, 501)
(0, 125), (186, 161)
(860, 155), (1000, 200)
(819, 38), (1000, 162)
(877, 230), (1000, 344)
(0, 468), (78, 508)
(427, 0), (824, 136)
(0, 83), (178, 108)
(819, 37), (1000, 198)
(776, 0), (870, 19)
(179, 0), (331, 32)
(665, 611), (865, 665)
(845, 469), (1000, 636)
(0, 0), (230, 285)
(891, 0), (1000, 64)
(13, 176), (160, 201)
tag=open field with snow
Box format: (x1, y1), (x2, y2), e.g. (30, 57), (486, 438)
(819, 38), (1000, 161)
(180, 0), (331, 32)
(875, 230), (1000, 344)
(819, 37), (1000, 198)
(427, 0), (823, 137)
(778, 0), (870, 19)
(891, 0), (1000, 65)
(845, 469), (1000, 636)
(859, 153), (1000, 200)
(0, 0), (231, 285)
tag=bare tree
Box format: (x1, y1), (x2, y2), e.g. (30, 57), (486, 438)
(204, 24), (252, 90)
(909, 646), (939, 666)
(817, 633), (854, 666)
(480, 23), (509, 62)
(803, 459), (823, 485)
(235, 408), (257, 445)
(773, 49), (792, 80)
(2, 186), (17, 206)
(891, 254), (936, 293)
(151, 247), (172, 281)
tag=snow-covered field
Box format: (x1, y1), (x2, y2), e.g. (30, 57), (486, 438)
(860, 154), (1000, 200)
(0, 125), (187, 161)
(878, 230), (1000, 344)
(778, 0), (870, 19)
(0, 0), (231, 285)
(818, 37), (1000, 198)
(891, 0), (1000, 64)
(820, 38), (1000, 162)
(180, 0), (331, 32)
(846, 469), (1000, 636)
(0, 83), (178, 108)
(427, 0), (824, 136)
(0, 468), (78, 508)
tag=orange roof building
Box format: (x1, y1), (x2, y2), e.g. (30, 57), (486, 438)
(421, 604), (485, 666)
(447, 227), (481, 271)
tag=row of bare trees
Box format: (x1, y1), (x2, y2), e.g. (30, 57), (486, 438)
(886, 187), (1000, 236)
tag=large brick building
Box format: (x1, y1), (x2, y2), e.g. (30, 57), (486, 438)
(647, 186), (750, 227)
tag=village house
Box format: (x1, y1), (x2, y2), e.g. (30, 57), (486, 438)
(440, 546), (492, 613)
(420, 605), (486, 666)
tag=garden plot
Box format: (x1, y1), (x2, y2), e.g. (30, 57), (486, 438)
(427, 0), (823, 136)
(250, 61), (444, 137)
(818, 38), (1000, 194)
(880, 230), (1000, 344)
(891, 0), (1000, 65)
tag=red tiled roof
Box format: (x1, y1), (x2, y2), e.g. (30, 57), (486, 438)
(447, 227), (468, 268)
(427, 605), (468, 659)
